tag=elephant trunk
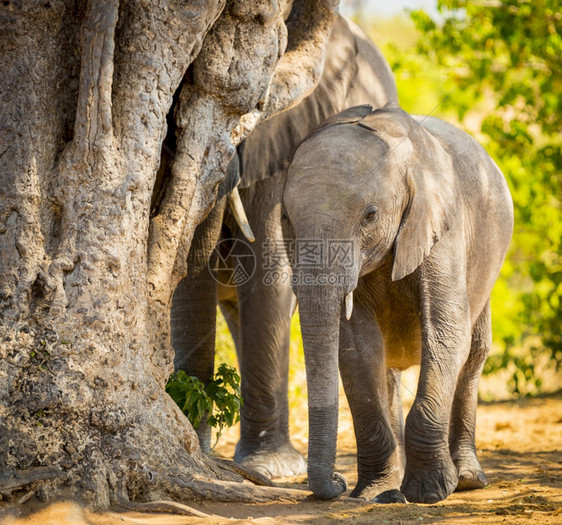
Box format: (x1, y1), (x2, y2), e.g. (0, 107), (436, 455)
(296, 284), (347, 499)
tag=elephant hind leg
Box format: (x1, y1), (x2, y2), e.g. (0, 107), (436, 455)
(449, 299), (491, 491)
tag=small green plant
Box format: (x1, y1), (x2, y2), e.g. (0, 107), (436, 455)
(33, 409), (46, 426)
(166, 363), (242, 451)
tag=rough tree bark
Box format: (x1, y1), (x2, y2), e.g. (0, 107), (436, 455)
(0, 0), (338, 509)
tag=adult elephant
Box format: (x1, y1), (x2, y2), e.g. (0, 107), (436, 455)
(170, 16), (398, 478)
(283, 104), (513, 502)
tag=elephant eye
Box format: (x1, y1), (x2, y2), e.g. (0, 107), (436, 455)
(362, 206), (377, 223)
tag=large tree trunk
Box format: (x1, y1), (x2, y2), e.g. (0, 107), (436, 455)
(0, 0), (338, 509)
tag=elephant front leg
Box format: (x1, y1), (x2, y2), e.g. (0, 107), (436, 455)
(401, 275), (472, 503)
(231, 240), (306, 478)
(339, 305), (405, 503)
(450, 300), (490, 491)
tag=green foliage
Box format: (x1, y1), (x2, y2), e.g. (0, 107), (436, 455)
(166, 363), (242, 451)
(166, 371), (212, 429)
(359, 16), (458, 116)
(205, 363), (243, 432)
(409, 0), (562, 393)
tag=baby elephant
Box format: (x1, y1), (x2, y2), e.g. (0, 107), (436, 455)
(283, 104), (513, 503)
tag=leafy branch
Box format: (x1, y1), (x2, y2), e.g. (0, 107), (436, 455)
(166, 364), (243, 451)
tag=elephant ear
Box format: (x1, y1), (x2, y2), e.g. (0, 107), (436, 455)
(391, 127), (457, 281)
(352, 104), (457, 281)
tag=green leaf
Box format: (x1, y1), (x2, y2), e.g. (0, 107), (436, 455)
(165, 364), (243, 446)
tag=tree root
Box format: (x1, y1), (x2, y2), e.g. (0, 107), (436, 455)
(115, 499), (217, 518)
(168, 473), (311, 504)
(0, 467), (67, 496)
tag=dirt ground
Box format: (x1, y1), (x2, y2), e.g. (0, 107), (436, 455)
(2, 387), (561, 525)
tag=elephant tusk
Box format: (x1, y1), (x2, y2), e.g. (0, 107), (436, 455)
(345, 291), (353, 320)
(290, 293), (298, 319)
(228, 187), (256, 242)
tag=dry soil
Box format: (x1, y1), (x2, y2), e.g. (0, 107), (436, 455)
(1, 388), (561, 524)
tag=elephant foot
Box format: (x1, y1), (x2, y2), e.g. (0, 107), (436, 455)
(401, 458), (458, 503)
(372, 489), (407, 504)
(350, 469), (404, 503)
(451, 447), (487, 491)
(457, 468), (487, 491)
(454, 454), (487, 491)
(235, 441), (306, 479)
